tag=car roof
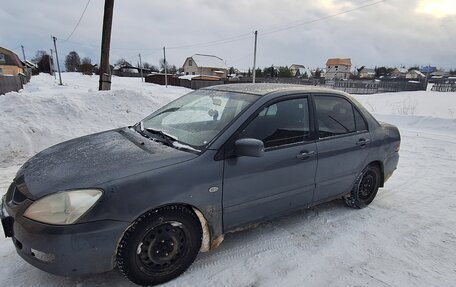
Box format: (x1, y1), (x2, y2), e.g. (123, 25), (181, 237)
(202, 83), (346, 96)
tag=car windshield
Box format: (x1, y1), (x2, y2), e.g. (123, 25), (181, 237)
(140, 89), (258, 151)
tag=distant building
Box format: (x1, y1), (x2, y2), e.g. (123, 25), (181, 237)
(358, 67), (376, 79)
(325, 58), (352, 80)
(112, 61), (152, 77)
(21, 60), (39, 75)
(0, 47), (24, 76)
(406, 69), (425, 80)
(289, 64), (306, 77)
(310, 68), (326, 79)
(22, 60), (37, 70)
(391, 67), (408, 78)
(430, 70), (447, 77)
(182, 54), (228, 78)
(420, 66), (437, 74)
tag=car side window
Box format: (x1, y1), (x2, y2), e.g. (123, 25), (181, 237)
(238, 98), (310, 148)
(315, 95), (357, 138)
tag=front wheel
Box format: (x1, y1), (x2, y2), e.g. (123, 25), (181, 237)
(345, 165), (381, 209)
(116, 206), (202, 286)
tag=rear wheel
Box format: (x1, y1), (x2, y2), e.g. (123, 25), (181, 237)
(345, 164), (381, 209)
(116, 206), (202, 286)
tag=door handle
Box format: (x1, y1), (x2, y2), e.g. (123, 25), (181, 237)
(296, 151), (315, 160)
(356, 138), (371, 146)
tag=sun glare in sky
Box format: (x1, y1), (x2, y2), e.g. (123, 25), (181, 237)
(416, 0), (456, 18)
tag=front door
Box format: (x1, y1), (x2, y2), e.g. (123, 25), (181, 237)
(222, 96), (317, 231)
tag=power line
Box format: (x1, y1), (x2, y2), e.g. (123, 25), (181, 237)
(261, 0), (385, 36)
(55, 0), (385, 57)
(126, 0), (385, 51)
(109, 32), (252, 51)
(166, 32), (252, 50)
(259, 0), (377, 33)
(62, 0), (91, 42)
(229, 52), (254, 64)
(117, 0), (384, 51)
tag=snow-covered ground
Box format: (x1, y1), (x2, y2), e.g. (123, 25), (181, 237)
(1, 73), (455, 286)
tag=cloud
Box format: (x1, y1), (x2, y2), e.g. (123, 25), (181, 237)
(416, 0), (456, 18)
(1, 0), (455, 70)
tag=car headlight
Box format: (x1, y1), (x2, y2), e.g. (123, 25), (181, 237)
(24, 189), (102, 225)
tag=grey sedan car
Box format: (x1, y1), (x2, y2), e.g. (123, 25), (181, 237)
(1, 84), (400, 286)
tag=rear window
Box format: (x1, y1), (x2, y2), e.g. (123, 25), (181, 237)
(315, 96), (356, 138)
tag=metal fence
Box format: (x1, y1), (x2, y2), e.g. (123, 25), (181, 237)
(0, 69), (32, 95)
(233, 77), (425, 94)
(331, 80), (425, 94)
(431, 83), (456, 92)
(143, 74), (427, 94)
(180, 79), (224, 90)
(0, 75), (23, 95)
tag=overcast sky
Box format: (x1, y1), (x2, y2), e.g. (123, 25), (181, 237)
(1, 0), (455, 71)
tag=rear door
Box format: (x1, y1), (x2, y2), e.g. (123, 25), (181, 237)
(222, 95), (317, 230)
(313, 94), (371, 202)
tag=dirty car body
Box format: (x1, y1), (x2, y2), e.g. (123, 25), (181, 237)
(1, 84), (400, 283)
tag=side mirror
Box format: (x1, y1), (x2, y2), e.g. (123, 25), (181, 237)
(234, 138), (265, 157)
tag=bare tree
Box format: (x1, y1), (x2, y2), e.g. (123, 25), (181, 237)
(81, 57), (92, 65)
(115, 58), (131, 67)
(31, 50), (51, 73)
(65, 51), (81, 72)
(79, 57), (93, 75)
(159, 58), (171, 73)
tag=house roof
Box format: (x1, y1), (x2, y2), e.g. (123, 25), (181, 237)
(189, 54), (228, 69)
(408, 69), (425, 77)
(22, 60), (37, 69)
(290, 64), (305, 69)
(393, 67), (408, 74)
(360, 67), (375, 74)
(326, 58), (352, 66)
(431, 70), (446, 76)
(0, 47), (23, 67)
(420, 66), (436, 74)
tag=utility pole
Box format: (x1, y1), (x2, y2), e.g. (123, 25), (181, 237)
(163, 46), (168, 88)
(48, 50), (53, 76)
(252, 30), (258, 83)
(21, 45), (26, 62)
(138, 53), (144, 82)
(99, 0), (115, 91)
(51, 36), (63, 85)
(50, 49), (56, 79)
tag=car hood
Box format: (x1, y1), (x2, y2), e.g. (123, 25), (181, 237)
(14, 127), (198, 200)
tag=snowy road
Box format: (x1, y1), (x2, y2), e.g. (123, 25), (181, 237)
(1, 74), (455, 286)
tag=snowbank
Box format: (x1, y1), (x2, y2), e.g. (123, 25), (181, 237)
(0, 73), (189, 164)
(354, 91), (456, 119)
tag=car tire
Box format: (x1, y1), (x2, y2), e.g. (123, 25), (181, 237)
(116, 205), (202, 286)
(344, 164), (381, 209)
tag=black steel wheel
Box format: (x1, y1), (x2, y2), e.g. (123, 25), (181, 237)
(117, 205), (202, 286)
(345, 164), (381, 209)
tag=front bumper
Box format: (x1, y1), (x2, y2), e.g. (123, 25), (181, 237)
(1, 196), (14, 237)
(2, 197), (129, 276)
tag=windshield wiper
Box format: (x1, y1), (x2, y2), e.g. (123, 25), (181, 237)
(134, 121), (200, 152)
(145, 128), (177, 141)
(145, 128), (178, 146)
(133, 121), (151, 139)
(134, 123), (174, 147)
